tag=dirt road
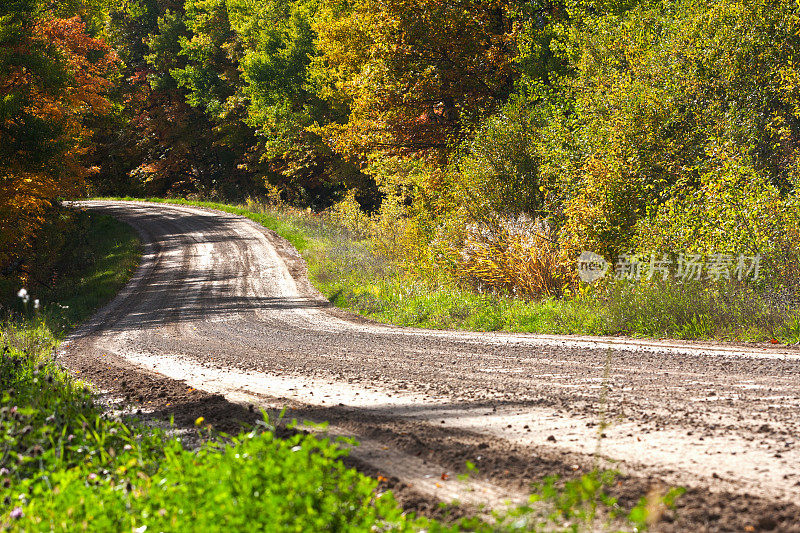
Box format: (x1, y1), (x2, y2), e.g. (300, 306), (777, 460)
(61, 200), (800, 530)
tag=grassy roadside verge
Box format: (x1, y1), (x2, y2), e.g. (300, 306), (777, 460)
(0, 211), (141, 335)
(1, 203), (667, 531)
(98, 197), (800, 343)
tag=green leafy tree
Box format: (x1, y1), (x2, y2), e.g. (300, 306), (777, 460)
(222, 0), (366, 206)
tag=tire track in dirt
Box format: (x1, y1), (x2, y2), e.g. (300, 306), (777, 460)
(60, 200), (800, 531)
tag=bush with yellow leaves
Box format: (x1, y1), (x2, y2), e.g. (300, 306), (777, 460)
(449, 215), (574, 299)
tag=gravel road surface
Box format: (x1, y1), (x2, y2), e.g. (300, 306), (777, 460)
(61, 201), (800, 531)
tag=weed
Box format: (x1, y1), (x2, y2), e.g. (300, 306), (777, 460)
(483, 469), (683, 532)
(602, 278), (797, 341)
(96, 196), (799, 342)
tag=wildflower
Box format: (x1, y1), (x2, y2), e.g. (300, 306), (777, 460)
(87, 473), (98, 481)
(16, 289), (29, 304)
(10, 507), (23, 519)
(194, 416), (204, 427)
(33, 299), (39, 310)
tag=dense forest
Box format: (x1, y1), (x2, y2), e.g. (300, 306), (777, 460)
(4, 0), (800, 300)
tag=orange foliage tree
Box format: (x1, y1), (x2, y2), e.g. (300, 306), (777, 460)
(0, 7), (117, 270)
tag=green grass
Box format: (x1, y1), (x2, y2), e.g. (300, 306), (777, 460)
(48, 214), (141, 329)
(0, 324), (432, 532)
(97, 196), (800, 343)
(1, 210), (141, 335)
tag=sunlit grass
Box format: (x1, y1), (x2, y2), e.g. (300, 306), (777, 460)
(96, 197), (800, 342)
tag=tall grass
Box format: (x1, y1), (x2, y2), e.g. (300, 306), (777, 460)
(601, 279), (799, 340)
(450, 216), (572, 299)
(98, 196), (800, 342)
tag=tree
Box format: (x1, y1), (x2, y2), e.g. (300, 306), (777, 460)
(1, 3), (117, 270)
(223, 0), (366, 206)
(312, 0), (523, 164)
(555, 0), (800, 260)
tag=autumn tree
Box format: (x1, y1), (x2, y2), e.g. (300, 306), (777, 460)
(312, 0), (523, 164)
(94, 0), (226, 197)
(0, 1), (118, 270)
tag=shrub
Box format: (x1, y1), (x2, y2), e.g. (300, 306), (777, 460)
(633, 149), (800, 299)
(326, 191), (373, 239)
(451, 215), (573, 299)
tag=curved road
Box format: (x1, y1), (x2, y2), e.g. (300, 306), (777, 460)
(63, 201), (800, 529)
